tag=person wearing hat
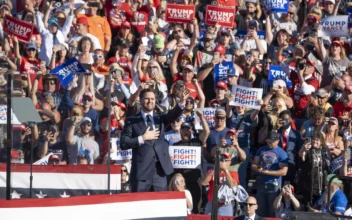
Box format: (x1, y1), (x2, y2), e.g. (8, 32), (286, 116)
(180, 66), (204, 101)
(34, 1), (73, 65)
(74, 0), (112, 52)
(332, 86), (352, 127)
(291, 58), (319, 125)
(322, 0), (337, 18)
(194, 32), (214, 72)
(81, 92), (99, 135)
(227, 67), (239, 91)
(215, 81), (229, 107)
(313, 88), (334, 117)
(321, 40), (350, 88)
(324, 117), (344, 158)
(241, 20), (266, 55)
(209, 99), (221, 108)
(153, 34), (165, 54)
(170, 41), (192, 80)
(211, 129), (246, 172)
(164, 116), (184, 146)
(68, 16), (102, 50)
(201, 151), (245, 216)
(67, 117), (100, 164)
(251, 131), (289, 217)
(272, 183), (301, 218)
(172, 110), (210, 214)
(310, 174), (348, 215)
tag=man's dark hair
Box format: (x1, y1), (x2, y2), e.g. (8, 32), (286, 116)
(139, 88), (155, 100)
(279, 110), (292, 118)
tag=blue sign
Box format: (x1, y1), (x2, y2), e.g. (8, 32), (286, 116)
(263, 0), (289, 13)
(236, 30), (266, 41)
(347, 7), (352, 28)
(214, 61), (233, 85)
(50, 58), (86, 88)
(268, 65), (292, 87)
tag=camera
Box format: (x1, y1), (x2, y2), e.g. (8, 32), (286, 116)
(88, 2), (100, 7)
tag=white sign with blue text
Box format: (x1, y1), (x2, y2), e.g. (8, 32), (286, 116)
(169, 146), (201, 169)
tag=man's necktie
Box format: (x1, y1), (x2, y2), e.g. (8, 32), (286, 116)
(282, 130), (288, 151)
(146, 115), (154, 131)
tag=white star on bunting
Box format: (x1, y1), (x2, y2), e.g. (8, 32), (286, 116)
(36, 191), (47, 198)
(60, 191), (70, 198)
(11, 190), (22, 199)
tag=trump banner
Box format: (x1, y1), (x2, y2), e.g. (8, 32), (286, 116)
(318, 15), (349, 37)
(230, 85), (263, 109)
(214, 61), (233, 85)
(50, 58), (86, 88)
(110, 138), (132, 161)
(236, 30), (266, 41)
(268, 65), (292, 87)
(348, 7), (352, 28)
(263, 0), (289, 12)
(0, 106), (21, 125)
(205, 5), (236, 28)
(165, 4), (195, 23)
(194, 107), (224, 130)
(3, 15), (34, 43)
(169, 146), (201, 169)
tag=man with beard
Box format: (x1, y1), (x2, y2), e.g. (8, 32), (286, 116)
(120, 88), (189, 192)
(171, 111), (210, 214)
(66, 117), (100, 164)
(164, 116), (183, 146)
(310, 174), (348, 215)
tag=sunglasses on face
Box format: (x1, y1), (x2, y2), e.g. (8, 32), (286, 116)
(94, 54), (104, 59)
(287, 12), (294, 15)
(219, 156), (229, 162)
(265, 61), (272, 65)
(26, 48), (36, 52)
(83, 98), (92, 102)
(82, 122), (92, 127)
(148, 66), (157, 69)
(216, 117), (225, 120)
(121, 169), (128, 173)
(186, 100), (194, 105)
(245, 203), (256, 207)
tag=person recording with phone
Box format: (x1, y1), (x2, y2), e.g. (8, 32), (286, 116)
(169, 173), (193, 214)
(297, 132), (332, 209)
(273, 183), (301, 218)
(240, 20), (266, 55)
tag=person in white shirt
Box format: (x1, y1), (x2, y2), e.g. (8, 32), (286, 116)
(240, 20), (267, 55)
(34, 1), (74, 65)
(235, 196), (264, 220)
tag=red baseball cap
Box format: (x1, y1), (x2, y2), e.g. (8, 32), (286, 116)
(83, 92), (93, 100)
(345, 85), (352, 93)
(220, 152), (231, 159)
(122, 21), (131, 29)
(214, 44), (226, 55)
(117, 101), (127, 111)
(216, 81), (228, 90)
(331, 40), (343, 47)
(226, 129), (237, 136)
(209, 99), (220, 106)
(77, 16), (89, 25)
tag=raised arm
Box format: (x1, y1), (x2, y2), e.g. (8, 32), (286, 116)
(196, 110), (210, 144)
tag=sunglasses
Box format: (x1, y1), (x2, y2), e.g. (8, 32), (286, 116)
(265, 61), (272, 65)
(121, 169), (128, 173)
(94, 54), (104, 59)
(81, 122), (92, 127)
(287, 12), (294, 15)
(85, 72), (92, 76)
(83, 98), (92, 102)
(245, 203), (257, 207)
(186, 100), (194, 105)
(220, 157), (229, 162)
(216, 117), (225, 120)
(26, 48), (36, 51)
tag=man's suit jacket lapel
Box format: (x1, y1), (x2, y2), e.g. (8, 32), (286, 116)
(137, 112), (147, 135)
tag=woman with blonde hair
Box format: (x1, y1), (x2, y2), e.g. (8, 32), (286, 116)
(321, 40), (350, 87)
(169, 173), (193, 214)
(269, 97), (288, 131)
(263, 79), (293, 109)
(71, 73), (103, 111)
(324, 117), (344, 158)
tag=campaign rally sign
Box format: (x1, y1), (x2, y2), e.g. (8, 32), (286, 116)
(194, 107), (224, 130)
(110, 138), (132, 161)
(169, 146), (201, 169)
(348, 8), (352, 28)
(230, 85), (263, 110)
(50, 58), (86, 88)
(3, 15), (34, 43)
(214, 61), (233, 85)
(263, 0), (289, 12)
(205, 5), (236, 28)
(268, 65), (292, 87)
(34, 153), (54, 165)
(236, 30), (266, 41)
(0, 106), (21, 125)
(318, 15), (349, 37)
(166, 4), (195, 23)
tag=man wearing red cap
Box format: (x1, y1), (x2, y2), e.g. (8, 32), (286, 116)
(333, 86), (352, 126)
(215, 81), (229, 107)
(68, 16), (102, 50)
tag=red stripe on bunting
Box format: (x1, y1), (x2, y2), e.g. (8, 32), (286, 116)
(0, 192), (185, 208)
(0, 164), (121, 174)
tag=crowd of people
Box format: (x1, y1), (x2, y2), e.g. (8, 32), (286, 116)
(0, 0), (352, 218)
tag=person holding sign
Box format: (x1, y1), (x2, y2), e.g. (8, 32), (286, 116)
(172, 111), (210, 214)
(120, 88), (189, 192)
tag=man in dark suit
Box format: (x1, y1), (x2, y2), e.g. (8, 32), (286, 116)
(235, 196), (264, 220)
(277, 110), (302, 184)
(120, 88), (189, 192)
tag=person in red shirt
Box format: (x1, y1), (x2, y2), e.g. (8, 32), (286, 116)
(290, 59), (319, 128)
(333, 86), (352, 130)
(201, 152), (241, 216)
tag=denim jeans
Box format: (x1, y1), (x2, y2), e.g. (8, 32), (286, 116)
(205, 201), (234, 216)
(256, 190), (280, 217)
(238, 147), (250, 189)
